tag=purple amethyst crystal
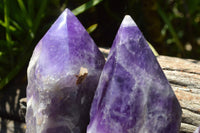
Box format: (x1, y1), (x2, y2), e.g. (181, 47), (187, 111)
(194, 126), (200, 133)
(26, 8), (105, 133)
(87, 15), (182, 133)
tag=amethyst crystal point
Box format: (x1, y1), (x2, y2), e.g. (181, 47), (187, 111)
(26, 8), (105, 133)
(87, 15), (182, 133)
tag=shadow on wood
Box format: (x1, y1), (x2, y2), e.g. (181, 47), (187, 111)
(0, 69), (26, 133)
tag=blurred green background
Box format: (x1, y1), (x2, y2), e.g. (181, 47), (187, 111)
(0, 0), (200, 89)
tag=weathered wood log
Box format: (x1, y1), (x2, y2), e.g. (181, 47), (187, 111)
(0, 48), (200, 133)
(0, 117), (26, 133)
(158, 56), (200, 133)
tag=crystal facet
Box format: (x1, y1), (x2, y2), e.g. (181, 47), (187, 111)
(194, 126), (200, 133)
(87, 15), (182, 133)
(26, 8), (105, 133)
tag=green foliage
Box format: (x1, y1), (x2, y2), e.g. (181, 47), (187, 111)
(97, 0), (200, 58)
(157, 0), (200, 57)
(0, 0), (199, 90)
(147, 41), (159, 56)
(0, 0), (103, 90)
(0, 0), (49, 89)
(87, 24), (98, 34)
(157, 5), (184, 53)
(72, 0), (103, 15)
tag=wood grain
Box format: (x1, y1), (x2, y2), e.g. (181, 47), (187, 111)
(157, 56), (200, 133)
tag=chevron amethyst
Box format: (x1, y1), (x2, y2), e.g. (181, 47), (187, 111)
(25, 8), (105, 133)
(87, 15), (182, 133)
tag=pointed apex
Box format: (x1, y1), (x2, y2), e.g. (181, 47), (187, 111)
(64, 8), (72, 14)
(26, 8), (105, 133)
(121, 15), (137, 27)
(87, 15), (182, 133)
